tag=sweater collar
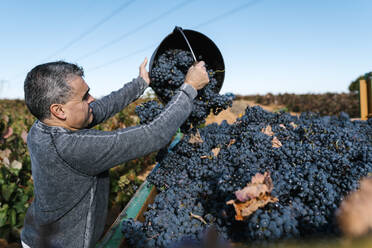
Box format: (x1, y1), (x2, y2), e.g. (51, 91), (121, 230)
(35, 120), (72, 133)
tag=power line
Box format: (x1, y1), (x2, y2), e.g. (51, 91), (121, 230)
(8, 0), (191, 83)
(87, 0), (263, 72)
(8, 0), (136, 82)
(192, 0), (262, 29)
(42, 0), (136, 61)
(75, 0), (196, 62)
(87, 44), (155, 72)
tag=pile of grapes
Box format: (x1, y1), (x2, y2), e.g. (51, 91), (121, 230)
(149, 49), (233, 130)
(122, 105), (372, 248)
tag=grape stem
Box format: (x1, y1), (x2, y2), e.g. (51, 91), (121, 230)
(190, 212), (207, 225)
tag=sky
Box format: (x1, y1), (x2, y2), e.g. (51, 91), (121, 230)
(0, 0), (371, 99)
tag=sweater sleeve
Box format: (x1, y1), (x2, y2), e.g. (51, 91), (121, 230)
(87, 76), (148, 128)
(53, 84), (197, 176)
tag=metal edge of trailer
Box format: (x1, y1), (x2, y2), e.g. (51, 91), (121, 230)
(96, 132), (183, 248)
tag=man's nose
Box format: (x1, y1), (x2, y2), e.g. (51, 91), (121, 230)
(88, 95), (95, 103)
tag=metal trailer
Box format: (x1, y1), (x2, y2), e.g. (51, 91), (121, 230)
(95, 133), (183, 248)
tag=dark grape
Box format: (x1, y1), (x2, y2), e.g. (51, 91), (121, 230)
(148, 49), (233, 131)
(123, 82), (372, 247)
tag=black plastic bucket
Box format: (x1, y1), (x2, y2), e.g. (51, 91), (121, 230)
(149, 26), (225, 94)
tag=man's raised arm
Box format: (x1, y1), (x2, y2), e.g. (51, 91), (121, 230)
(87, 58), (150, 127)
(87, 77), (148, 127)
(52, 61), (209, 176)
(54, 83), (196, 176)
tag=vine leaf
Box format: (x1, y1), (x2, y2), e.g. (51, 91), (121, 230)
(2, 183), (16, 202)
(261, 125), (274, 136)
(272, 136), (282, 148)
(235, 172), (274, 201)
(10, 160), (22, 170)
(0, 149), (11, 160)
(189, 130), (203, 144)
(21, 130), (28, 143)
(227, 172), (278, 221)
(212, 147), (220, 157)
(261, 125), (282, 148)
(2, 127), (13, 139)
(227, 139), (236, 147)
(0, 207), (9, 228)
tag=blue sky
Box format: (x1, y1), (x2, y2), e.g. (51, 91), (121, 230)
(0, 0), (371, 99)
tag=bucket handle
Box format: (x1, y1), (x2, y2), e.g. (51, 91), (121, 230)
(174, 26), (197, 62)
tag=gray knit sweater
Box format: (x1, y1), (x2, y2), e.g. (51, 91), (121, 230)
(21, 77), (197, 247)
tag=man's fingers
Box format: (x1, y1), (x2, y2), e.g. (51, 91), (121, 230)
(141, 57), (148, 68)
(196, 61), (205, 68)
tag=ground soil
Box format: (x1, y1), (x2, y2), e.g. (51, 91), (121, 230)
(205, 99), (297, 125)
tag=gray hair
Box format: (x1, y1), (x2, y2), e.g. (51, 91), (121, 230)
(24, 61), (84, 120)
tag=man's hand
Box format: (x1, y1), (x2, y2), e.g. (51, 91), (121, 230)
(139, 58), (150, 85)
(184, 61), (209, 90)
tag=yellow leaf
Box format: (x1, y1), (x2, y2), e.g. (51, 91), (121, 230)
(188, 130), (203, 144)
(212, 147), (220, 157)
(272, 136), (282, 148)
(261, 125), (274, 136)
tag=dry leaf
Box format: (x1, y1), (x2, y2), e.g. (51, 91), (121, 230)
(189, 130), (203, 144)
(290, 122), (298, 129)
(337, 177), (372, 237)
(1, 115), (9, 123)
(235, 172), (273, 201)
(10, 160), (22, 170)
(2, 157), (10, 167)
(21, 130), (28, 143)
(0, 149), (11, 160)
(2, 127), (13, 139)
(227, 172), (278, 220)
(272, 136), (282, 148)
(228, 139), (236, 147)
(227, 195), (278, 221)
(261, 125), (274, 136)
(212, 147), (220, 157)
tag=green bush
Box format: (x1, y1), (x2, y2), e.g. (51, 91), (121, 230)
(348, 72), (372, 93)
(0, 115), (33, 242)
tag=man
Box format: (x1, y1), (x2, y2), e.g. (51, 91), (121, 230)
(21, 58), (209, 248)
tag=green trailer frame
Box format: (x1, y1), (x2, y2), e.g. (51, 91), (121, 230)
(96, 133), (183, 248)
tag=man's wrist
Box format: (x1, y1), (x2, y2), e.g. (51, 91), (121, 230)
(185, 82), (197, 90)
(137, 76), (149, 90)
(180, 83), (197, 99)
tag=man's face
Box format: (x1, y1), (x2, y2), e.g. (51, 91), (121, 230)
(62, 76), (95, 130)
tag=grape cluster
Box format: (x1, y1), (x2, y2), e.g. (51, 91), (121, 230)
(123, 108), (372, 247)
(149, 49), (233, 131)
(135, 100), (164, 125)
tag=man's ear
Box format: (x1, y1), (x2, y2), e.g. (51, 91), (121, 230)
(50, 104), (67, 120)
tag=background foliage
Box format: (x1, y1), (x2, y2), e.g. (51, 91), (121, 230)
(348, 72), (372, 93)
(0, 97), (156, 245)
(236, 92), (360, 117)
